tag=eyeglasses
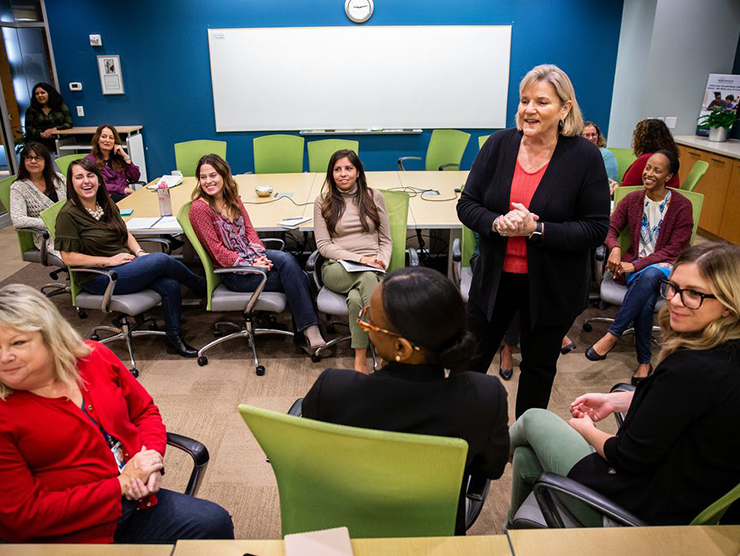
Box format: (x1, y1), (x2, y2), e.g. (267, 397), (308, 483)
(357, 307), (420, 351)
(25, 155), (43, 162)
(660, 279), (717, 309)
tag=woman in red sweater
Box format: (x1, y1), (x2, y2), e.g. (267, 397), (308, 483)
(586, 150), (693, 383)
(620, 119), (680, 188)
(0, 284), (233, 543)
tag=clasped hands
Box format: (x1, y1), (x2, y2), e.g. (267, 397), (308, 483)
(360, 256), (386, 270)
(606, 247), (635, 278)
(118, 446), (164, 501)
(494, 202), (538, 237)
(251, 255), (274, 270)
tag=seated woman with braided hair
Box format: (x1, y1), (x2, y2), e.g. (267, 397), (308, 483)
(302, 266), (510, 534)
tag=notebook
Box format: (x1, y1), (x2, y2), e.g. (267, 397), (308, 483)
(146, 174), (183, 191)
(284, 526), (353, 556)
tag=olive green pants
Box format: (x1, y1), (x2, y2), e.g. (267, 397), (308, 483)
(321, 260), (383, 349)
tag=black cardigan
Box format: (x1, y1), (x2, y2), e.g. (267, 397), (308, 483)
(569, 340), (740, 525)
(457, 128), (610, 326)
(302, 362), (510, 534)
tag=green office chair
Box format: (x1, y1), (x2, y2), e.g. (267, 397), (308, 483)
(398, 129), (471, 171)
(608, 147), (637, 182)
(41, 201), (170, 377)
(176, 202), (293, 376)
(0, 174), (67, 296)
(451, 225), (477, 303)
(174, 140), (227, 177)
(305, 190), (418, 361)
(238, 404), (467, 537)
(478, 134), (491, 150)
(253, 134), (304, 174)
(307, 139), (359, 173)
(55, 154), (84, 176)
(681, 160), (709, 192)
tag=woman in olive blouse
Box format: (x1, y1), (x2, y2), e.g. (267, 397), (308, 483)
(55, 158), (205, 358)
(24, 83), (73, 151)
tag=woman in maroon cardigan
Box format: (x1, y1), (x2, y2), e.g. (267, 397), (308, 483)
(0, 284), (233, 543)
(586, 150), (693, 383)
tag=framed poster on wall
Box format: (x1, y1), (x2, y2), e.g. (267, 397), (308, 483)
(695, 73), (739, 136)
(97, 55), (124, 95)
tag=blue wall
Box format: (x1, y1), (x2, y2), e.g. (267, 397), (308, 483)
(45, 0), (624, 178)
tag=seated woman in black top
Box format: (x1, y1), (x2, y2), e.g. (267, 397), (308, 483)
(302, 266), (509, 534)
(508, 241), (740, 527)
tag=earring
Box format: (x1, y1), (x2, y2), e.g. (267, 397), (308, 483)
(558, 119), (565, 130)
(395, 355), (401, 362)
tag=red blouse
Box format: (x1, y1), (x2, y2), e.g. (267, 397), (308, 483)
(0, 342), (166, 543)
(621, 153), (680, 188)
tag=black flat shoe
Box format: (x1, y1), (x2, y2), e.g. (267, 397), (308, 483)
(585, 344), (612, 361)
(631, 364), (654, 386)
(560, 341), (577, 355)
(498, 345), (513, 381)
(165, 333), (198, 358)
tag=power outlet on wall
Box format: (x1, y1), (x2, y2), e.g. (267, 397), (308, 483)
(76, 106), (84, 117)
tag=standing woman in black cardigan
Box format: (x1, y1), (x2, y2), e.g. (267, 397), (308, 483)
(457, 64), (610, 417)
(508, 242), (740, 526)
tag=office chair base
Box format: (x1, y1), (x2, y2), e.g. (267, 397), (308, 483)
(90, 315), (167, 373)
(40, 282), (69, 298)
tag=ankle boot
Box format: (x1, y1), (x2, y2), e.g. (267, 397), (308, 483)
(165, 332), (198, 358)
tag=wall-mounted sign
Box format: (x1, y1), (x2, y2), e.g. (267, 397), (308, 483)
(97, 55), (124, 95)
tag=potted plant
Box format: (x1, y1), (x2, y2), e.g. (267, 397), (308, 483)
(697, 107), (738, 142)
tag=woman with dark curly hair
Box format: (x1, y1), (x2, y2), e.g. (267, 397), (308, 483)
(620, 119), (679, 188)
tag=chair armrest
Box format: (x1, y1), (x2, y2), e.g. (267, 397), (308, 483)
(533, 472), (647, 528)
(306, 249), (324, 290)
(287, 398), (304, 417)
(595, 244), (607, 261)
(17, 226), (51, 265)
(261, 238), (285, 251)
(214, 266), (268, 314)
(593, 244), (608, 284)
(452, 237), (462, 263)
(166, 432), (210, 497)
(610, 383), (636, 428)
(69, 267), (118, 313)
(397, 156), (422, 171)
(407, 247), (419, 268)
(137, 237), (172, 255)
(464, 474), (490, 530)
(438, 163), (460, 171)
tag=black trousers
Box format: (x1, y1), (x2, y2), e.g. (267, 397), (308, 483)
(467, 272), (573, 418)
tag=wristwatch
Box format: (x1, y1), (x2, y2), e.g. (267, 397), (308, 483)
(528, 221), (543, 242)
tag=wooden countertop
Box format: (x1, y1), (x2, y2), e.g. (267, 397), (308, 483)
(674, 135), (740, 159)
(54, 126), (143, 135)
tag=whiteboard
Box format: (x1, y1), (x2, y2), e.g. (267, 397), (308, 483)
(207, 26), (511, 132)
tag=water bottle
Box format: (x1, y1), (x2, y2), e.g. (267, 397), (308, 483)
(157, 181), (172, 216)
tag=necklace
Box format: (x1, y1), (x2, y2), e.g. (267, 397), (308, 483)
(86, 204), (105, 220)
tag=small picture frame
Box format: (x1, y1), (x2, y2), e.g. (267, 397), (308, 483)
(97, 55), (124, 95)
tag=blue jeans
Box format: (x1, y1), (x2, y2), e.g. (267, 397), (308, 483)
(220, 249), (319, 332)
(81, 252), (206, 335)
(608, 266), (665, 364)
(114, 489), (234, 543)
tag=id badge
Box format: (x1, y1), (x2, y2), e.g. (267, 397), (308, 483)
(111, 441), (126, 473)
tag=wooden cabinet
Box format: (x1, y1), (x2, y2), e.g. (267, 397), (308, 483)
(692, 151), (733, 235)
(718, 159), (740, 244)
(678, 146), (703, 185)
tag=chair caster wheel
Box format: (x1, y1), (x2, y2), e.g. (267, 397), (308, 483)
(129, 368), (139, 378)
(256, 365), (266, 376)
(197, 356), (208, 367)
(77, 309), (87, 319)
(90, 333), (100, 341)
(311, 354), (321, 363)
(149, 322), (159, 331)
(214, 329), (223, 338)
(582, 323), (593, 332)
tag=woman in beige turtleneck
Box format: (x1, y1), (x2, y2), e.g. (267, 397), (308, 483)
(313, 149), (391, 373)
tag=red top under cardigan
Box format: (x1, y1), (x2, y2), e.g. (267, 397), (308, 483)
(606, 188), (693, 272)
(0, 342), (166, 543)
(620, 153), (680, 189)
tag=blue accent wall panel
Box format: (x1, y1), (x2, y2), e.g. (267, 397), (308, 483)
(45, 0), (624, 177)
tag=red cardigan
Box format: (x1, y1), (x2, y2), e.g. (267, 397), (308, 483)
(606, 188), (693, 272)
(189, 197), (264, 267)
(621, 153), (680, 189)
(0, 342), (166, 543)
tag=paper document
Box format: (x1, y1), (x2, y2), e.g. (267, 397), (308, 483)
(126, 217), (162, 230)
(285, 526), (354, 556)
(279, 216), (311, 229)
(151, 216), (181, 230)
(338, 259), (385, 274)
(146, 175), (183, 190)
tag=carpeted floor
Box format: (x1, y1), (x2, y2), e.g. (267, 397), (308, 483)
(1, 251), (649, 539)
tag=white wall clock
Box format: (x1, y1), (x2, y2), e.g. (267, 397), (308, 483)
(345, 0), (374, 23)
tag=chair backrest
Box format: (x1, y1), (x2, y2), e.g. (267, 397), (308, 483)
(55, 154), (84, 177)
(691, 481), (740, 525)
(425, 129), (470, 171)
(40, 200), (79, 302)
(378, 189), (409, 272)
(176, 201), (220, 311)
(253, 134), (304, 174)
(307, 139), (360, 173)
(680, 160), (709, 192)
(461, 226), (476, 268)
(238, 404), (467, 538)
(0, 175), (36, 259)
(608, 147), (637, 182)
(477, 134), (490, 150)
(174, 140), (228, 177)
(613, 186), (705, 251)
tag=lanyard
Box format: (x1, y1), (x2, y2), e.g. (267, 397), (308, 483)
(80, 396), (119, 451)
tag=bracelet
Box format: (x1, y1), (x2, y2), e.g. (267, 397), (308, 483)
(135, 249), (145, 256)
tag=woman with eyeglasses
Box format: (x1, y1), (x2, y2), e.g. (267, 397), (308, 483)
(508, 242), (740, 527)
(585, 150), (693, 384)
(302, 267), (509, 534)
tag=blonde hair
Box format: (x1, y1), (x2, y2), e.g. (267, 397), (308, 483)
(0, 284), (90, 400)
(516, 64), (584, 137)
(657, 242), (740, 364)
